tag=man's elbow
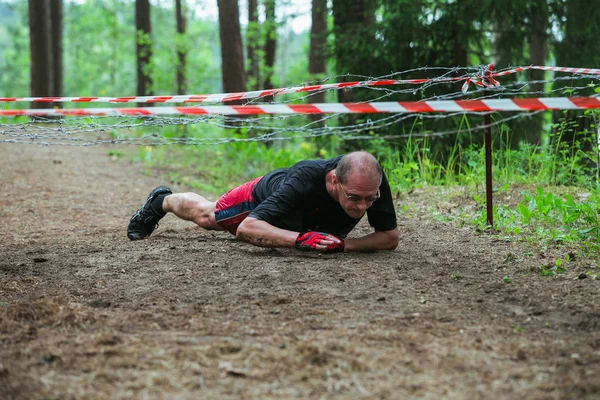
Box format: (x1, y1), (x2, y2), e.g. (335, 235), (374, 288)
(383, 229), (399, 250)
(386, 238), (399, 250)
(236, 219), (254, 243)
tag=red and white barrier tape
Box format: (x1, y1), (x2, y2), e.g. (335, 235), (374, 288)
(2, 97), (599, 117)
(494, 65), (600, 77)
(2, 65), (598, 105)
(0, 78), (464, 104)
(459, 64), (599, 92)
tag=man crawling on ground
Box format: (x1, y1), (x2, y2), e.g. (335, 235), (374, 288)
(127, 151), (399, 253)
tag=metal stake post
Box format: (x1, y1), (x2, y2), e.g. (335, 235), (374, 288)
(485, 113), (494, 228)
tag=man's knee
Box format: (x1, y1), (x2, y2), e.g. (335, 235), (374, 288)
(194, 212), (220, 230)
(188, 199), (220, 230)
(164, 193), (218, 226)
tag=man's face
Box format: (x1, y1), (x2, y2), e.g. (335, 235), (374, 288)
(336, 172), (380, 219)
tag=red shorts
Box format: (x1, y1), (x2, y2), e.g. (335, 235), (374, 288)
(214, 176), (262, 235)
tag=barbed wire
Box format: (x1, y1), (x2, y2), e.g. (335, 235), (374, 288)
(0, 110), (546, 147)
(1, 65), (598, 147)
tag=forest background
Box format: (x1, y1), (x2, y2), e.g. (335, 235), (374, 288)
(1, 0), (599, 256)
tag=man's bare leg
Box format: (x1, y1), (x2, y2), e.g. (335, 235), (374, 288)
(162, 193), (223, 231)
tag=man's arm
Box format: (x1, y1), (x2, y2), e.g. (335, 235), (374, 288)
(238, 216), (398, 252)
(344, 228), (399, 252)
(236, 217), (298, 248)
(236, 217), (344, 251)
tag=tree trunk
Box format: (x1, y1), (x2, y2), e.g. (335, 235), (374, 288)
(28, 0), (53, 109)
(263, 0), (277, 98)
(451, 0), (468, 68)
(217, 0), (246, 97)
(247, 0), (259, 91)
(308, 0), (327, 125)
(175, 0), (187, 95)
(332, 0), (376, 136)
(526, 0), (548, 145)
(135, 0), (153, 100)
(217, 0), (247, 131)
(49, 0), (63, 99)
(332, 0), (376, 104)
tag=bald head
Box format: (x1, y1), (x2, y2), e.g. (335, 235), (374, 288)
(335, 151), (382, 185)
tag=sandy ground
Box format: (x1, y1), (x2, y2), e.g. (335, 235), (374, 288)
(1, 142), (599, 399)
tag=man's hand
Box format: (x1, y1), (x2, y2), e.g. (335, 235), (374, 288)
(295, 231), (345, 253)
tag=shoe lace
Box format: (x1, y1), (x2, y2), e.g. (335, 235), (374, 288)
(133, 206), (158, 224)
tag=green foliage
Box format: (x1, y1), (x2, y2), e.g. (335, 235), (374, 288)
(464, 185), (600, 255)
(0, 0), (223, 97)
(451, 271), (462, 281)
(185, 17), (221, 94)
(63, 0), (136, 96)
(539, 263), (566, 277)
(455, 181), (597, 252)
(521, 187), (599, 245)
(275, 29), (310, 86)
(107, 149), (124, 158)
(585, 265), (600, 280)
(0, 1), (29, 97)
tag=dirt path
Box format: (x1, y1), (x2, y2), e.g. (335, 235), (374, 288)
(1, 142), (599, 399)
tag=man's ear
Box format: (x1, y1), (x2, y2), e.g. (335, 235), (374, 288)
(331, 170), (338, 185)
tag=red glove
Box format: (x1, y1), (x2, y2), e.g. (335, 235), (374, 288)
(295, 231), (345, 253)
